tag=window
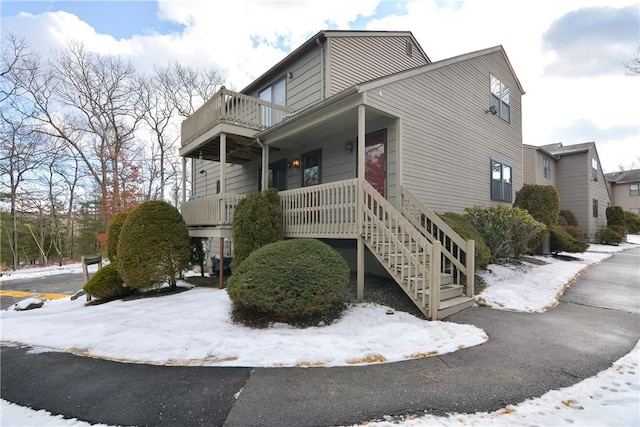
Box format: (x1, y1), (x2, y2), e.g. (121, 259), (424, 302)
(490, 74), (510, 122)
(543, 157), (551, 179)
(631, 208), (640, 214)
(591, 158), (598, 180)
(259, 77), (286, 127)
(491, 159), (512, 202)
(405, 40), (413, 57)
(302, 149), (321, 187)
(630, 184), (639, 197)
(593, 199), (598, 218)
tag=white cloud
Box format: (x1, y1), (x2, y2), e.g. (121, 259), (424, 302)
(2, 0), (638, 171)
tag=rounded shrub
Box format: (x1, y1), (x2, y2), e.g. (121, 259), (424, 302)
(232, 188), (283, 270)
(227, 239), (349, 325)
(562, 225), (587, 241)
(550, 227), (589, 253)
(624, 211), (640, 234)
(595, 227), (623, 245)
(83, 264), (128, 299)
(117, 201), (190, 290)
(606, 206), (625, 228)
(513, 184), (560, 230)
(106, 211), (129, 262)
(560, 210), (578, 227)
(438, 212), (491, 270)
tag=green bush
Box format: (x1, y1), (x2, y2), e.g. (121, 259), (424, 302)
(190, 237), (207, 277)
(595, 227), (623, 245)
(438, 212), (491, 270)
(83, 264), (129, 299)
(117, 201), (190, 290)
(561, 225), (587, 241)
(624, 211), (640, 234)
(609, 224), (626, 238)
(550, 227), (589, 253)
(557, 215), (568, 227)
(106, 211), (129, 262)
(560, 210), (578, 227)
(232, 188), (283, 270)
(227, 239), (349, 325)
(465, 205), (546, 262)
(606, 206), (625, 227)
(513, 184), (560, 229)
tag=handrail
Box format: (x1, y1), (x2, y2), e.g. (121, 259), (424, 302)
(181, 86), (295, 146)
(360, 179), (439, 313)
(400, 186), (474, 296)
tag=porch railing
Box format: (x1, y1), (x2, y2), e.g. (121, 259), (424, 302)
(181, 194), (245, 227)
(279, 179), (359, 238)
(181, 87), (295, 146)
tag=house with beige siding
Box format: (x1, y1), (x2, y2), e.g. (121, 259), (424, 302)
(523, 142), (610, 239)
(605, 169), (640, 214)
(179, 30), (525, 319)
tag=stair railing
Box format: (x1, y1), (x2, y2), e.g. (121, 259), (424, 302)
(400, 187), (475, 297)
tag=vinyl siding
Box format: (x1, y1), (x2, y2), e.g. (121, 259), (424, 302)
(609, 181), (640, 211)
(364, 50), (523, 213)
(587, 146), (610, 236)
(245, 46), (323, 112)
(555, 154), (589, 234)
(522, 145), (537, 184)
(328, 35), (429, 96)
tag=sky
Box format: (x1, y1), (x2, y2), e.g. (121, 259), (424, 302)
(0, 0), (639, 173)
(1, 237), (639, 425)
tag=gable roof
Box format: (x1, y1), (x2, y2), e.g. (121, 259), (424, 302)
(539, 142), (595, 156)
(605, 169), (640, 184)
(241, 30), (430, 95)
(356, 45), (525, 95)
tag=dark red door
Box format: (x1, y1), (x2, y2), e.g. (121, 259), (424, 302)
(365, 129), (386, 197)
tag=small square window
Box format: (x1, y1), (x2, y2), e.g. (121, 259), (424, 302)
(630, 184), (639, 197)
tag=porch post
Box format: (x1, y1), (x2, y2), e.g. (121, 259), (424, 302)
(356, 104), (366, 300)
(220, 133), (227, 192)
(181, 157), (187, 203)
(261, 143), (269, 191)
(219, 237), (225, 289)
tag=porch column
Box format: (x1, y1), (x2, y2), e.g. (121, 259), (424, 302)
(181, 157), (187, 203)
(356, 104), (366, 300)
(261, 142), (269, 191)
(220, 133), (227, 192)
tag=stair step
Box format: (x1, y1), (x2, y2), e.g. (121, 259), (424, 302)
(437, 296), (475, 319)
(404, 273), (453, 287)
(385, 251), (426, 261)
(411, 283), (463, 300)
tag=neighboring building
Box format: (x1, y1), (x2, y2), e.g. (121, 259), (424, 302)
(179, 30), (526, 319)
(523, 142), (610, 239)
(605, 169), (640, 214)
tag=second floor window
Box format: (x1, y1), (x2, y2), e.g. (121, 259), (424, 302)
(259, 77), (286, 127)
(591, 158), (598, 180)
(490, 74), (510, 122)
(630, 184), (639, 197)
(593, 199), (598, 217)
(491, 159), (512, 202)
(543, 157), (551, 179)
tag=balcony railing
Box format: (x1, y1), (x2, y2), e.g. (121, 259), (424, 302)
(181, 194), (245, 227)
(181, 87), (295, 147)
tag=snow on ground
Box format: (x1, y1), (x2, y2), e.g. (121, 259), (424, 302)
(1, 236), (638, 426)
(0, 262), (87, 281)
(475, 238), (639, 312)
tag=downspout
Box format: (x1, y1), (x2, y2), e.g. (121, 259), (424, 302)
(316, 37), (325, 100)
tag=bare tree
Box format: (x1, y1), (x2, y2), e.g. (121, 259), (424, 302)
(156, 62), (223, 118)
(0, 35), (47, 269)
(625, 43), (640, 76)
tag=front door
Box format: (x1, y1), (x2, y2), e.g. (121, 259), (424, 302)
(365, 129), (387, 197)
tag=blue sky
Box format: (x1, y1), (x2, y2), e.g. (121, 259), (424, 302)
(1, 1), (184, 39)
(1, 0), (638, 171)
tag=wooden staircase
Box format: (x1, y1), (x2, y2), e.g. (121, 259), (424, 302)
(360, 181), (474, 320)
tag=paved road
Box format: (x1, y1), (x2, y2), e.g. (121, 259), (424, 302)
(1, 247), (639, 426)
(0, 273), (85, 310)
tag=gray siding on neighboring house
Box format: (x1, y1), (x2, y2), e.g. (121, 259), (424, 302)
(522, 146), (556, 186)
(327, 35), (429, 96)
(609, 181), (640, 212)
(554, 148), (609, 238)
(364, 49), (523, 213)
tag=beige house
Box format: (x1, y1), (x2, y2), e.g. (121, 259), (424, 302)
(605, 169), (640, 214)
(179, 30), (525, 319)
(523, 142), (610, 239)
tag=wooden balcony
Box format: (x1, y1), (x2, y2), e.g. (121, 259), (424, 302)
(180, 87), (294, 163)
